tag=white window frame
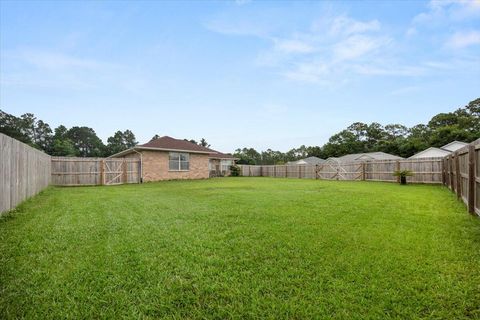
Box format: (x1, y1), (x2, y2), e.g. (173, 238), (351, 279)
(220, 159), (232, 172)
(208, 160), (216, 171)
(169, 152), (190, 171)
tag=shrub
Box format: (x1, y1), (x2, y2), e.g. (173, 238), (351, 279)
(230, 164), (241, 176)
(393, 170), (413, 185)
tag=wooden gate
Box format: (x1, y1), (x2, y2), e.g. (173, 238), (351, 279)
(104, 159), (126, 185)
(317, 160), (363, 180)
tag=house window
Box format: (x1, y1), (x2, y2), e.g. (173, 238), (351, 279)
(209, 161), (216, 171)
(169, 152), (189, 171)
(221, 159), (232, 172)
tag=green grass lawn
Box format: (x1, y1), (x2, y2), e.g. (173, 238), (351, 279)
(1, 178), (479, 319)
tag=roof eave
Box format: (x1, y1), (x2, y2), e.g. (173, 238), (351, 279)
(109, 146), (213, 158)
(209, 155), (239, 160)
(108, 148), (137, 158)
(137, 146), (211, 154)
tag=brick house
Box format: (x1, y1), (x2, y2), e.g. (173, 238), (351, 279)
(110, 136), (236, 182)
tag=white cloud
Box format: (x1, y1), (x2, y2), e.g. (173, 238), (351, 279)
(206, 8), (477, 85)
(412, 0), (480, 26)
(354, 64), (425, 76)
(333, 35), (389, 61)
(204, 13), (275, 37)
(329, 16), (380, 36)
(1, 47), (150, 93)
(244, 14), (393, 83)
(406, 27), (417, 37)
(19, 50), (102, 70)
(390, 86), (421, 95)
(259, 103), (288, 116)
(423, 61), (452, 69)
(234, 0), (252, 5)
(283, 61), (331, 83)
(446, 30), (480, 49)
(273, 38), (315, 54)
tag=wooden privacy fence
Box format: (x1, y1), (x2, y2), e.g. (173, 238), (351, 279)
(51, 157), (141, 186)
(0, 133), (51, 214)
(239, 157), (443, 184)
(443, 139), (479, 216)
(240, 139), (480, 216)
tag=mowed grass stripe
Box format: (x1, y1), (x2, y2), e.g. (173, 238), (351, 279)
(1, 178), (479, 319)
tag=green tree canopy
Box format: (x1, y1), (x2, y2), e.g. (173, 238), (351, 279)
(66, 126), (105, 157)
(106, 130), (138, 155)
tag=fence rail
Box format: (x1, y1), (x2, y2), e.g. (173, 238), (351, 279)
(51, 157), (141, 186)
(0, 133), (51, 214)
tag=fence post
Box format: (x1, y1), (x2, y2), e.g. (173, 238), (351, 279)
(260, 166), (263, 177)
(286, 165), (288, 178)
(441, 158), (446, 185)
(298, 165), (301, 179)
(315, 164), (319, 180)
(455, 152), (461, 199)
(122, 160), (127, 183)
(443, 158), (446, 186)
(249, 166), (252, 177)
(449, 154), (454, 190)
(100, 160), (105, 185)
(138, 159), (142, 183)
(362, 162), (366, 181)
(274, 165), (277, 178)
(395, 160), (400, 183)
(468, 144), (475, 214)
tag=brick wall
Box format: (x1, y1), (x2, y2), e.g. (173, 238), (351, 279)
(123, 150), (209, 181)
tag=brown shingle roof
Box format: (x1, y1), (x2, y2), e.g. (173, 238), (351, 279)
(140, 136), (212, 153)
(139, 136), (235, 159)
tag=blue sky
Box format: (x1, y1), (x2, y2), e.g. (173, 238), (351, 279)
(1, 0), (479, 152)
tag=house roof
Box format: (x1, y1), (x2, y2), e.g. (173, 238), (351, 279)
(328, 152), (403, 162)
(408, 147), (451, 159)
(440, 141), (468, 152)
(109, 136), (236, 159)
(288, 156), (325, 165)
(140, 136), (214, 153)
(408, 141), (469, 158)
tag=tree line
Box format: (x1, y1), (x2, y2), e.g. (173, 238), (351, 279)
(1, 98), (478, 160)
(233, 98), (479, 164)
(0, 110), (211, 157)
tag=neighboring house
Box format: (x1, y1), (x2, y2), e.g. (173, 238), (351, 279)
(409, 141), (468, 159)
(327, 152), (403, 163)
(287, 156), (325, 165)
(110, 136), (235, 181)
(441, 141), (469, 152)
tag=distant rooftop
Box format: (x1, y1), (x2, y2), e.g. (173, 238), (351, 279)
(287, 156), (325, 165)
(440, 141), (468, 152)
(328, 152), (403, 162)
